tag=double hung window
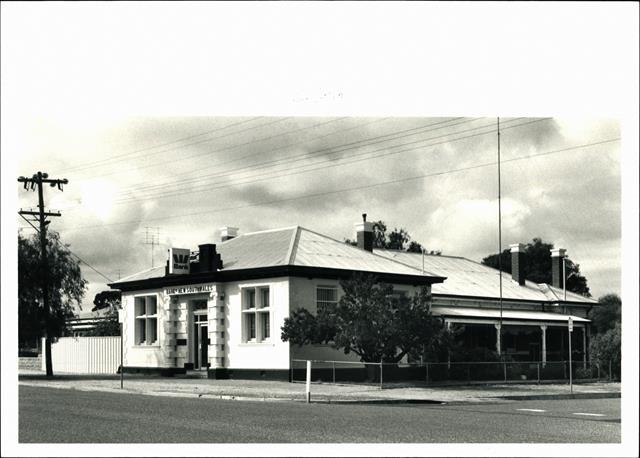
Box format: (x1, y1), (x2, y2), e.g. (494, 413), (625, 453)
(134, 295), (158, 345)
(316, 285), (338, 315)
(242, 286), (271, 342)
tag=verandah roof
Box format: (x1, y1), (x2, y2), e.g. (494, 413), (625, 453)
(432, 306), (590, 323)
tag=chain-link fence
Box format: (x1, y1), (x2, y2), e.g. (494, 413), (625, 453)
(291, 359), (616, 388)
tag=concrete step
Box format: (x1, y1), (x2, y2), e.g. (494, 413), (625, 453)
(179, 370), (209, 379)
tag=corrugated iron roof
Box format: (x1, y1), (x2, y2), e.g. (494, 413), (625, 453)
(291, 227), (439, 276)
(374, 249), (597, 304)
(432, 306), (590, 322)
(117, 226), (438, 284)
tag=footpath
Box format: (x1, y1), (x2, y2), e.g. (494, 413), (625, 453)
(18, 370), (621, 405)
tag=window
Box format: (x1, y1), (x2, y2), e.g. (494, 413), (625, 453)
(388, 289), (408, 301)
(134, 295), (158, 345)
(260, 288), (269, 308)
(242, 286), (271, 342)
(316, 285), (338, 314)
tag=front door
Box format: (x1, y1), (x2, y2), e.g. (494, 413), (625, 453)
(193, 312), (209, 370)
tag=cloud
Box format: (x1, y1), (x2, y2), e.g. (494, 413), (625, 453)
(425, 198), (531, 258)
(14, 116), (622, 304)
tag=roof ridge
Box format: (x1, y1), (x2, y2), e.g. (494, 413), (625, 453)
(374, 248), (469, 261)
(295, 228), (441, 278)
(286, 226), (302, 265)
(239, 226), (299, 237)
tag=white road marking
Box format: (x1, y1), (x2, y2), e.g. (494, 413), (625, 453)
(573, 412), (605, 417)
(516, 408), (546, 412)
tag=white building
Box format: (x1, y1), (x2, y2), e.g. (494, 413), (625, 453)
(110, 220), (597, 380)
(110, 221), (443, 379)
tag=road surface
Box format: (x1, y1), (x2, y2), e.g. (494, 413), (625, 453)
(19, 386), (620, 443)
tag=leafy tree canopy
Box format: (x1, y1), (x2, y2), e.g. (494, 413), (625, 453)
(88, 290), (122, 336)
(589, 322), (621, 379)
(18, 231), (87, 346)
(92, 290), (122, 312)
(345, 220), (442, 255)
(481, 237), (590, 297)
(281, 274), (453, 363)
(589, 294), (621, 335)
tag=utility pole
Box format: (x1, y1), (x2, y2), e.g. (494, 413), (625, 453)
(497, 117), (503, 357)
(144, 227), (161, 268)
(18, 172), (68, 378)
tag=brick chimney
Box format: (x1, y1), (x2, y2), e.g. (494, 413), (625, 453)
(550, 248), (566, 289)
(509, 243), (526, 286)
(355, 213), (373, 252)
(220, 226), (239, 242)
(196, 244), (223, 272)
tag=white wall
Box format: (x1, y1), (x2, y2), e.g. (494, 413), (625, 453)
(122, 288), (170, 368)
(223, 277), (290, 370)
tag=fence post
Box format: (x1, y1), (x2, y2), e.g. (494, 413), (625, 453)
(537, 362), (540, 385)
(306, 360), (311, 403)
(503, 361), (507, 382)
(332, 361), (336, 385)
(597, 362), (600, 381)
(379, 361), (383, 390)
(609, 360), (612, 381)
(425, 362), (429, 385)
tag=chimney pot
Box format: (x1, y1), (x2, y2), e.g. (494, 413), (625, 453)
(220, 226), (239, 242)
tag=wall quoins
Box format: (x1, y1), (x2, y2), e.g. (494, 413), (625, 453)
(162, 295), (179, 365)
(208, 288), (226, 368)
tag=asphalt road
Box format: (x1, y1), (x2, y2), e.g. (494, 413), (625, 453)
(19, 386), (620, 443)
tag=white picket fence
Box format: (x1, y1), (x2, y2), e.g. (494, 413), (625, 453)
(41, 336), (121, 374)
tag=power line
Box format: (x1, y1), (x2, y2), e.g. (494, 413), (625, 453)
(55, 117), (264, 174)
(110, 117), (478, 203)
(56, 137), (620, 232)
(19, 213), (114, 283)
(109, 117), (539, 206)
(113, 117), (472, 199)
(82, 117), (297, 179)
(111, 116), (404, 197)
(57, 117), (479, 213)
(99, 118), (517, 207)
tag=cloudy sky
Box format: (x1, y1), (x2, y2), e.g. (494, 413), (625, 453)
(2, 4), (638, 456)
(12, 115), (621, 310)
(1, 3), (636, 317)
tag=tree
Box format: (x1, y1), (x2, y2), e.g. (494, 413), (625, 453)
(281, 274), (452, 363)
(588, 293), (621, 380)
(589, 322), (621, 380)
(18, 231), (87, 348)
(88, 290), (122, 336)
(588, 293), (621, 335)
(481, 237), (590, 296)
(345, 219), (441, 255)
(92, 290), (121, 312)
